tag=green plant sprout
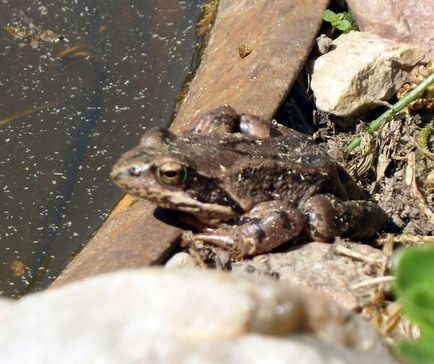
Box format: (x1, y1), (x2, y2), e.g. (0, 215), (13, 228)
(347, 73), (434, 152)
(322, 9), (358, 32)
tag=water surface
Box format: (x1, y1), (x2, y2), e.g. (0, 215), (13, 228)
(0, 0), (203, 296)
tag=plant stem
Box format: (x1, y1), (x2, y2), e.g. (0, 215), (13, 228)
(346, 72), (434, 152)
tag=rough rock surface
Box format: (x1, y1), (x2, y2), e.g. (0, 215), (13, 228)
(311, 31), (425, 117)
(347, 0), (434, 61)
(233, 242), (389, 310)
(0, 269), (399, 364)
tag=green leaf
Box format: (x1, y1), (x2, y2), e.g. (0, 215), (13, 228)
(395, 247), (434, 296)
(322, 9), (358, 32)
(394, 247), (434, 364)
(335, 13), (345, 21)
(336, 19), (352, 32)
(400, 284), (434, 331)
(398, 330), (434, 364)
(322, 9), (338, 22)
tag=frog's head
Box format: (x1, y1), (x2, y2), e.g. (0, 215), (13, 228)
(111, 128), (244, 224)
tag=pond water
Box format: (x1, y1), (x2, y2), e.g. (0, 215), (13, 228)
(0, 0), (203, 297)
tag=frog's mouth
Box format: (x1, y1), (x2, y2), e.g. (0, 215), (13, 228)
(150, 189), (240, 226)
(113, 174), (240, 225)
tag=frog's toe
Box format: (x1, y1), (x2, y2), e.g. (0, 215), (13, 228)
(190, 230), (258, 256)
(191, 232), (235, 248)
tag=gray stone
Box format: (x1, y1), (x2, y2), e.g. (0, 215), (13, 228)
(311, 31), (425, 117)
(233, 242), (388, 310)
(348, 0), (434, 61)
(0, 269), (399, 364)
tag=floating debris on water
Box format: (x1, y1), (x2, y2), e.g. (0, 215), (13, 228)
(4, 10), (68, 49)
(0, 101), (59, 127)
(56, 45), (101, 62)
(10, 261), (27, 277)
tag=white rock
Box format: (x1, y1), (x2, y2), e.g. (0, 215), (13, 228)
(0, 269), (400, 364)
(311, 31), (425, 117)
(164, 252), (199, 269)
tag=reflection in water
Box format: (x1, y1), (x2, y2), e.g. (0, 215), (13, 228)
(0, 101), (60, 127)
(0, 0), (203, 296)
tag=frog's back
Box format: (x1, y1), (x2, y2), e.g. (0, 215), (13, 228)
(219, 133), (363, 204)
(171, 130), (363, 204)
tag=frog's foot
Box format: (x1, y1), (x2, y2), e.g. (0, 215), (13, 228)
(301, 194), (391, 242)
(188, 202), (307, 257)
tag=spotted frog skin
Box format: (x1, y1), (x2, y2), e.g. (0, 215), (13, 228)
(111, 106), (391, 256)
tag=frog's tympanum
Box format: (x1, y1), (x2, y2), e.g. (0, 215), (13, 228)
(112, 106), (391, 256)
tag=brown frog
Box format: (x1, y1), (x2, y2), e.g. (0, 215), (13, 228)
(111, 106), (391, 256)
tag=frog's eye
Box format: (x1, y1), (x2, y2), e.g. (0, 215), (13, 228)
(156, 162), (187, 186)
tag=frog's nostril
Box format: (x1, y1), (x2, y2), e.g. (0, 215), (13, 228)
(110, 167), (120, 181)
(128, 166), (143, 177)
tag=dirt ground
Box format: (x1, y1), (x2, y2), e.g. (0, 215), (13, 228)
(181, 62), (434, 343)
(275, 69), (433, 341)
(276, 68), (434, 239)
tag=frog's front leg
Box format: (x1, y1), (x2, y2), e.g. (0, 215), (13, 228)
(301, 194), (392, 242)
(189, 201), (307, 256)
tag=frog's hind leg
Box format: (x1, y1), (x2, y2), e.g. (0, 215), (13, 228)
(187, 106), (238, 135)
(187, 106), (275, 137)
(187, 106), (296, 139)
(301, 194), (393, 242)
(189, 201), (307, 257)
(238, 113), (275, 138)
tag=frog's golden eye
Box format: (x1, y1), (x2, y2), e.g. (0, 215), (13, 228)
(156, 162), (187, 186)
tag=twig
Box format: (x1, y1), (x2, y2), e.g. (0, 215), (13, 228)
(351, 276), (395, 290)
(334, 244), (385, 264)
(378, 234), (434, 246)
(347, 73), (434, 152)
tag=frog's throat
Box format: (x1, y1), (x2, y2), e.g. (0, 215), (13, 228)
(156, 190), (239, 223)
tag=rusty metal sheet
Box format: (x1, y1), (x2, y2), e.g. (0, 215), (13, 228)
(52, 0), (329, 287)
(51, 200), (182, 287)
(172, 0), (329, 132)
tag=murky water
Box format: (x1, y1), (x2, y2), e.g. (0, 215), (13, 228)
(0, 0), (203, 297)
